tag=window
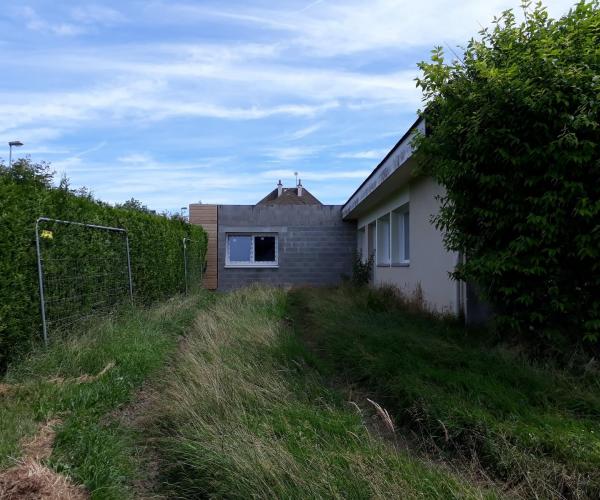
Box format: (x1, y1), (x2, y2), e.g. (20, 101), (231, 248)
(367, 222), (376, 261)
(391, 205), (410, 264)
(226, 234), (278, 267)
(376, 214), (391, 266)
(357, 227), (366, 261)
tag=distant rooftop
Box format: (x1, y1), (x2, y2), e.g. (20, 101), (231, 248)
(257, 180), (321, 206)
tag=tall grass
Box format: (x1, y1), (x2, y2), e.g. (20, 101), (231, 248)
(288, 286), (600, 499)
(152, 286), (497, 498)
(0, 292), (211, 499)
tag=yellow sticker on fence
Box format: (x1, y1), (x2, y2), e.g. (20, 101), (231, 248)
(41, 230), (53, 240)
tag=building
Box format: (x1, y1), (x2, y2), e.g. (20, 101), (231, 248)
(190, 118), (488, 322)
(342, 118), (466, 316)
(189, 180), (356, 291)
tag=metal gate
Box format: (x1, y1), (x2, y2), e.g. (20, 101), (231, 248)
(35, 217), (133, 345)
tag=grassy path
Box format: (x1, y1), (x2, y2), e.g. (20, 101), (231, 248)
(0, 292), (212, 499)
(148, 286), (498, 498)
(7, 285), (591, 498)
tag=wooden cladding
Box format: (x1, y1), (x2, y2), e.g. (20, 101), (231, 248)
(189, 204), (218, 290)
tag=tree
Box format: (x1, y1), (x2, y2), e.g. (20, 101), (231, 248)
(118, 197), (151, 213)
(415, 1), (600, 347)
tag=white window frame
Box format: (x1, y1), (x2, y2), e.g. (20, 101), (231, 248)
(376, 214), (391, 267)
(225, 233), (279, 268)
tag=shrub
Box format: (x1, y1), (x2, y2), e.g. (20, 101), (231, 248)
(351, 252), (373, 287)
(0, 159), (207, 371)
(415, 1), (600, 347)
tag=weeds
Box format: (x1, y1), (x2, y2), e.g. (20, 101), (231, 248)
(287, 286), (600, 499)
(151, 286), (497, 499)
(0, 292), (211, 499)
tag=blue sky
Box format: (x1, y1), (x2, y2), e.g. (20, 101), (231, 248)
(0, 0), (575, 211)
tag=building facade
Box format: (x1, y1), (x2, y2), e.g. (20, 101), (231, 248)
(189, 182), (356, 291)
(342, 118), (465, 315)
(190, 118), (489, 323)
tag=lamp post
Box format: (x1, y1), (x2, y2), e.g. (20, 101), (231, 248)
(8, 141), (23, 167)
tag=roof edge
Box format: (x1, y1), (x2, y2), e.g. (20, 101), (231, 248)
(342, 115), (424, 211)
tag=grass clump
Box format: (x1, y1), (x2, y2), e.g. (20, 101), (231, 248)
(152, 286), (497, 499)
(0, 292), (212, 499)
(287, 286), (600, 499)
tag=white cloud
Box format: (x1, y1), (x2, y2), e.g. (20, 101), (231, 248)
(118, 153), (154, 164)
(152, 1), (576, 57)
(287, 123), (323, 140)
(337, 149), (388, 160)
(20, 6), (86, 37)
(0, 77), (341, 137)
(260, 169), (371, 181)
(264, 146), (322, 162)
(4, 0), (578, 210)
(1, 127), (64, 144)
(70, 5), (126, 25)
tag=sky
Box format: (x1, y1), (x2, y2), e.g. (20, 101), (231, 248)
(0, 0), (576, 212)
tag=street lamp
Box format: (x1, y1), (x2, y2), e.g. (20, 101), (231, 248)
(8, 141), (23, 168)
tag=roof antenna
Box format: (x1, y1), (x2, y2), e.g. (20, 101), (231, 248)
(294, 171), (299, 186)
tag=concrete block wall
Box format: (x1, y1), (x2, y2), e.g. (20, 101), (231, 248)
(218, 205), (356, 290)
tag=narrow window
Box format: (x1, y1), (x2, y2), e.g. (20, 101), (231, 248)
(367, 221), (376, 261)
(376, 214), (391, 266)
(391, 205), (410, 264)
(403, 210), (410, 261)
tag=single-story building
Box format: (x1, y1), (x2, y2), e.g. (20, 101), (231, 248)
(190, 117), (488, 322)
(189, 181), (356, 291)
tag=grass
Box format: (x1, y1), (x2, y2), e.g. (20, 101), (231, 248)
(151, 286), (498, 499)
(287, 285), (600, 499)
(0, 291), (212, 499)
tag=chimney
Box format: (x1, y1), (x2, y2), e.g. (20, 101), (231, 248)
(297, 178), (303, 197)
(277, 179), (283, 197)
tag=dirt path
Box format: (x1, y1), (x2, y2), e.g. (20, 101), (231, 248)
(108, 381), (165, 499)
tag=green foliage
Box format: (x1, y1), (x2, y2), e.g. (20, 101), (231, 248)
(0, 159), (207, 371)
(415, 1), (600, 346)
(288, 286), (600, 498)
(0, 291), (211, 498)
(116, 197), (152, 214)
(351, 252), (374, 286)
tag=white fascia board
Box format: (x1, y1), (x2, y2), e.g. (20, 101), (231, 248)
(342, 118), (425, 220)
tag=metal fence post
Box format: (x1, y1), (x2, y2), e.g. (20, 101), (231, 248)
(35, 218), (49, 346)
(200, 244), (204, 286)
(125, 233), (134, 304)
(183, 237), (189, 295)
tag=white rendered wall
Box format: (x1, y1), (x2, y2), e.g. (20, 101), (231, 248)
(357, 177), (459, 314)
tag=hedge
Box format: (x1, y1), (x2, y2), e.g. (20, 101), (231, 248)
(0, 160), (207, 371)
(415, 1), (600, 348)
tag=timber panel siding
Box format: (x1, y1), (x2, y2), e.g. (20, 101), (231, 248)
(189, 204), (218, 290)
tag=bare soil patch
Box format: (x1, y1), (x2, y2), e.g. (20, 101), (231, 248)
(0, 420), (88, 500)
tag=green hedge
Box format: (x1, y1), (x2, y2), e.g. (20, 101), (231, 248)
(0, 160), (207, 371)
(415, 1), (600, 347)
